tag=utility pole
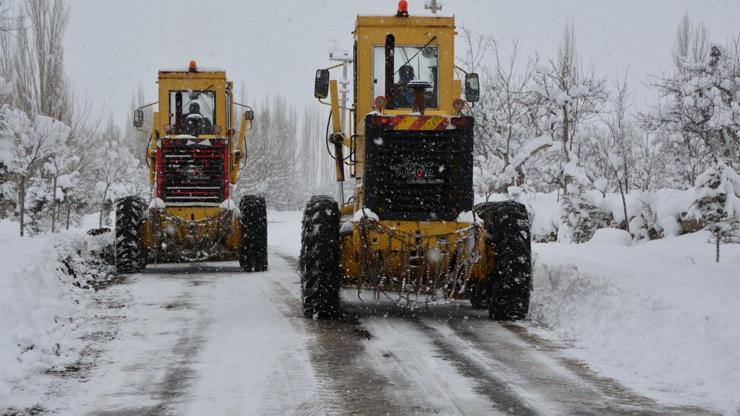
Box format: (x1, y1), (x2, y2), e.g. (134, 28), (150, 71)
(425, 0), (442, 14)
(329, 50), (352, 204)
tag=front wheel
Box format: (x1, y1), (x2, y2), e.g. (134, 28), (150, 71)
(115, 196), (146, 274)
(239, 195), (268, 272)
(299, 195), (341, 319)
(476, 201), (532, 321)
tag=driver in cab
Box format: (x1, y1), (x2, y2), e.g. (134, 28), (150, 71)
(393, 65), (415, 108)
(183, 102), (213, 135)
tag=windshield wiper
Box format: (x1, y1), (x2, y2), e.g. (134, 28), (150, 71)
(190, 84), (214, 100)
(394, 36), (438, 76)
(190, 84), (215, 123)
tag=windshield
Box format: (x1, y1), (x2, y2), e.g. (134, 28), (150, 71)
(169, 90), (216, 135)
(373, 45), (439, 109)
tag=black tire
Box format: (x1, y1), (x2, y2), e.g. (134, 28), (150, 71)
(468, 279), (489, 309)
(239, 195), (268, 272)
(115, 196), (146, 274)
(475, 200), (532, 321)
(299, 195), (341, 319)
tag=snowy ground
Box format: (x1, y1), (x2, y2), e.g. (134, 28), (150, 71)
(1, 211), (738, 415)
(0, 217), (113, 410)
(530, 229), (740, 414)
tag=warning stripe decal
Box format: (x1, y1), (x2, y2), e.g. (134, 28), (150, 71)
(392, 115), (448, 131)
(408, 116), (430, 130)
(393, 116), (418, 130)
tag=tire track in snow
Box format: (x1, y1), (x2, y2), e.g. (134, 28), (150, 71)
(359, 317), (505, 415)
(88, 271), (213, 416)
(499, 323), (718, 416)
(418, 307), (718, 416)
(345, 301), (530, 415)
(249, 260), (329, 416)
(268, 253), (409, 416)
(337, 297), (718, 416)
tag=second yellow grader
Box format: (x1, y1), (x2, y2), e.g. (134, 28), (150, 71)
(116, 63), (266, 273)
(301, 2), (533, 320)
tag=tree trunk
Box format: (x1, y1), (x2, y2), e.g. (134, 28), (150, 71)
(51, 175), (57, 233)
(19, 177), (26, 237)
(561, 104), (570, 195)
(66, 202), (71, 230)
(623, 159), (630, 195)
(716, 233), (720, 263)
(99, 185), (109, 227)
(618, 181), (630, 235)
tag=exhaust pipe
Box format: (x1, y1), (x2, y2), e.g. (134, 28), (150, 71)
(175, 92), (183, 131)
(385, 34), (395, 109)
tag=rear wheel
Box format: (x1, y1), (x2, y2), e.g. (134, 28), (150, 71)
(476, 201), (532, 321)
(300, 195), (341, 319)
(115, 196), (146, 274)
(239, 195), (268, 272)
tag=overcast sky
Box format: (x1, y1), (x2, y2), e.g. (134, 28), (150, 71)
(64, 0), (740, 125)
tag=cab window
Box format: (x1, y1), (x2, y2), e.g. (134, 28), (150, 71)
(169, 90), (216, 135)
(373, 45), (439, 109)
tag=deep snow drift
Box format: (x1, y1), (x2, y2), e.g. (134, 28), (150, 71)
(530, 230), (740, 414)
(0, 219), (113, 408)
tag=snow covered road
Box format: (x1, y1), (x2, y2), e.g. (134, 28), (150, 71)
(31, 247), (715, 416)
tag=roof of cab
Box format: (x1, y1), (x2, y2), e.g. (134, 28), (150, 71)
(158, 70), (226, 80)
(355, 15), (454, 29)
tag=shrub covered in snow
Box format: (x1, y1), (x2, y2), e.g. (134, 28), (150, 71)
(688, 162), (740, 261)
(560, 186), (613, 243)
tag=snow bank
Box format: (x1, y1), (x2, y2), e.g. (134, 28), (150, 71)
(0, 220), (113, 408)
(478, 188), (701, 242)
(586, 228), (632, 246)
(530, 233), (740, 415)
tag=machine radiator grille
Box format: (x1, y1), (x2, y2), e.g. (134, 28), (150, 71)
(159, 139), (227, 204)
(364, 118), (474, 221)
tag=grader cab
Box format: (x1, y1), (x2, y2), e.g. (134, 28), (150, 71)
(115, 62), (267, 273)
(301, 3), (532, 320)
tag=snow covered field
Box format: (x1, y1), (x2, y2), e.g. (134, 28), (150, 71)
(0, 211), (738, 415)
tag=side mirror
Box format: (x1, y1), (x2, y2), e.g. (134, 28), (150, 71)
(244, 109), (254, 121)
(314, 69), (330, 99)
(465, 73), (480, 103)
(133, 109), (144, 128)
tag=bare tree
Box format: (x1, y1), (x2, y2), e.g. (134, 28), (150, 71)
(8, 0), (70, 120)
(0, 0), (18, 33)
(673, 13), (709, 71)
(237, 96), (301, 209)
(94, 117), (141, 227)
(592, 74), (639, 232)
(525, 22), (607, 195)
(125, 85), (153, 165)
(300, 103), (334, 196)
(459, 29), (553, 198)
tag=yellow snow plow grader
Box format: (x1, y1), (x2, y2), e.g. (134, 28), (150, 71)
(116, 62), (267, 273)
(301, 2), (532, 320)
